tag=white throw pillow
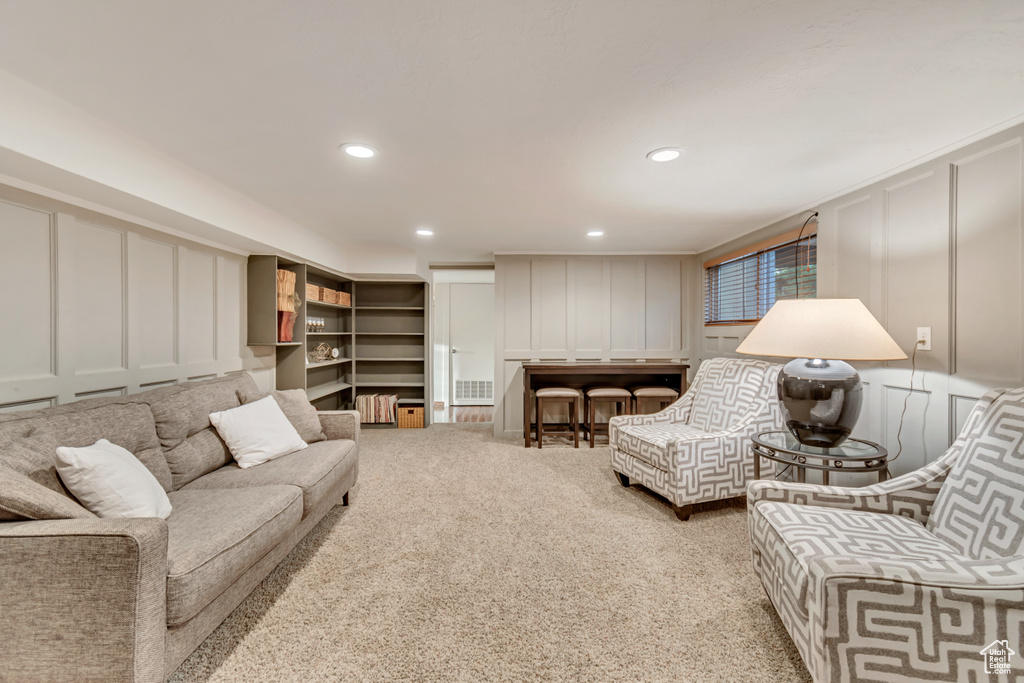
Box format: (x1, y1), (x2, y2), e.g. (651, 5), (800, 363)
(55, 439), (173, 519)
(209, 395), (308, 469)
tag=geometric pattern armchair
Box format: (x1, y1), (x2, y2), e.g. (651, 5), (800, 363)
(748, 387), (1024, 682)
(609, 357), (784, 521)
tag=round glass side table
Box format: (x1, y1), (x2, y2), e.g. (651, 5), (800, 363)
(750, 431), (889, 485)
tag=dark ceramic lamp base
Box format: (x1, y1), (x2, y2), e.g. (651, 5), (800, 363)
(778, 358), (863, 448)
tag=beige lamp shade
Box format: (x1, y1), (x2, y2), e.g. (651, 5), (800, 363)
(735, 299), (907, 361)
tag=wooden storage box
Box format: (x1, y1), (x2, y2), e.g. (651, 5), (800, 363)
(397, 406), (424, 428)
(305, 283), (322, 302)
(338, 291), (352, 306)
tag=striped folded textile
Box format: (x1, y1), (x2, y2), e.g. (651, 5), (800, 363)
(356, 394), (398, 424)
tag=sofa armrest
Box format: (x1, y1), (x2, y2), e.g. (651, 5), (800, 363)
(318, 409), (361, 442)
(746, 450), (958, 524)
(0, 518), (167, 683)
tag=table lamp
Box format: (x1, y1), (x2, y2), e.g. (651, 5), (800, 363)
(735, 299), (906, 447)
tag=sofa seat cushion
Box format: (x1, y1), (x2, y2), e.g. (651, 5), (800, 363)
(180, 439), (357, 519)
(611, 423), (709, 470)
(751, 502), (971, 622)
(164, 486), (302, 627)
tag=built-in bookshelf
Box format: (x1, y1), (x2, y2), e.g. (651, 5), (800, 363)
(303, 265), (354, 411)
(246, 256), (309, 404)
(247, 259), (429, 425)
(353, 281), (429, 427)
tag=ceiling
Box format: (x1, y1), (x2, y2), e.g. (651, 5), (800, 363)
(0, 1), (1022, 263)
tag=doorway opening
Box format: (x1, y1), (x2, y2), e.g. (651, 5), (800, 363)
(431, 268), (494, 424)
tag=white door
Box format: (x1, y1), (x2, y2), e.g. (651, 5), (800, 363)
(449, 283), (495, 406)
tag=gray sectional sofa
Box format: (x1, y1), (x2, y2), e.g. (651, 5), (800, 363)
(0, 373), (359, 682)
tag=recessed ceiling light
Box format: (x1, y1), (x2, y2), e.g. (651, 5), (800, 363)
(341, 143), (377, 159)
(587, 230), (604, 237)
(416, 229), (434, 236)
(646, 147), (683, 162)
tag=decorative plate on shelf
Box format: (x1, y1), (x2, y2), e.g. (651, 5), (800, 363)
(331, 348), (340, 359)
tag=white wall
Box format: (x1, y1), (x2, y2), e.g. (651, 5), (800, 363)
(700, 122), (1024, 479)
(494, 255), (699, 438)
(0, 182), (273, 411)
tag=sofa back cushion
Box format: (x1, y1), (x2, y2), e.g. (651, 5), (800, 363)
(927, 387), (1024, 560)
(146, 373), (260, 489)
(686, 358), (776, 433)
(0, 399), (172, 492)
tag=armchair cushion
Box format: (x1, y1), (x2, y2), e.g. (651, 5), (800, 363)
(927, 388), (1024, 559)
(753, 502), (971, 620)
(687, 359), (769, 432)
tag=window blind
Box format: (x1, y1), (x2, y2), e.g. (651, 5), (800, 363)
(704, 234), (816, 324)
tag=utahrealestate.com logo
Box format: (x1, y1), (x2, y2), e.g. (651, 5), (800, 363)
(980, 640), (1017, 675)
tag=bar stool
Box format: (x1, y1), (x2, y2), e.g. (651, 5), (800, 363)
(631, 386), (680, 415)
(583, 387), (632, 448)
(535, 387), (580, 449)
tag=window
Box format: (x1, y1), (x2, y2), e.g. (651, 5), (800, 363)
(704, 232), (816, 324)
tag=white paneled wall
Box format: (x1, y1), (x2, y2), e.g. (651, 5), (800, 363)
(700, 123), (1024, 480)
(494, 255), (698, 437)
(0, 184), (273, 412)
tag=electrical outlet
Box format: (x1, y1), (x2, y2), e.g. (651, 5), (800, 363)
(916, 326), (932, 351)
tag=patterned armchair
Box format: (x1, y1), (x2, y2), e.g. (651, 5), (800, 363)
(609, 357), (784, 520)
(748, 387), (1024, 682)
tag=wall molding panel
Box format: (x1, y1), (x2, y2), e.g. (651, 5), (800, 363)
(494, 254), (697, 437)
(0, 182), (271, 411)
(698, 123), (1024, 478)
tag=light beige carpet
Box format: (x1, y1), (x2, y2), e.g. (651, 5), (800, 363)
(170, 425), (811, 682)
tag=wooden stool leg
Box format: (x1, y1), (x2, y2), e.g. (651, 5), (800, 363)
(589, 396), (596, 448)
(537, 397), (543, 449)
(573, 397), (579, 448)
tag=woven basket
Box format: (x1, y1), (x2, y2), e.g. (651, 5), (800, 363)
(397, 406), (424, 428)
(321, 288), (339, 304)
(305, 283), (321, 302)
(338, 291), (352, 306)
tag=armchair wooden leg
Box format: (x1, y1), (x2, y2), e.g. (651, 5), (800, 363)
(614, 471), (630, 487)
(672, 503), (693, 521)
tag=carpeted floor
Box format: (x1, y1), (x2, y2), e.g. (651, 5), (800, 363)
(170, 425), (811, 682)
